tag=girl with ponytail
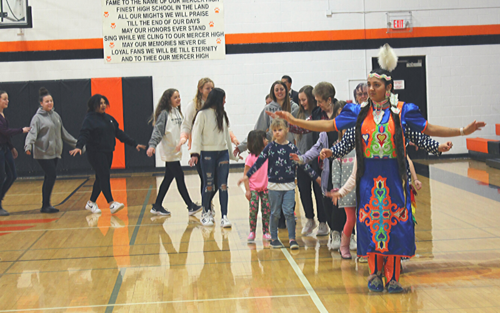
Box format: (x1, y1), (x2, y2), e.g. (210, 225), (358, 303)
(24, 87), (78, 214)
(275, 44), (485, 293)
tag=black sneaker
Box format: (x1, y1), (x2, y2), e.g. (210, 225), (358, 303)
(151, 204), (170, 216)
(270, 239), (284, 249)
(0, 208), (9, 216)
(41, 206), (59, 214)
(188, 203), (203, 216)
(289, 240), (299, 250)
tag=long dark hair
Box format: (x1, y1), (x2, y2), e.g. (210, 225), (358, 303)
(39, 87), (50, 103)
(355, 68), (408, 207)
(297, 85), (316, 120)
(87, 94), (109, 113)
(270, 81), (291, 113)
(193, 87), (229, 132)
(150, 88), (181, 125)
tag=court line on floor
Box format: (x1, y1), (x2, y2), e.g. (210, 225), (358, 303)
(0, 294), (310, 312)
(0, 231), (47, 277)
(282, 248), (328, 313)
(105, 185), (152, 313)
(54, 178), (89, 207)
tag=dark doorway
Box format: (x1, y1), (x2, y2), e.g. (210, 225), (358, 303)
(372, 56), (428, 159)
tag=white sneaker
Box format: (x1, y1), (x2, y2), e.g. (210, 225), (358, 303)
(201, 211), (214, 226)
(220, 215), (232, 228)
(350, 233), (357, 250)
(330, 230), (341, 250)
(85, 201), (101, 214)
(301, 219), (316, 236)
(316, 222), (329, 236)
(109, 201), (125, 214)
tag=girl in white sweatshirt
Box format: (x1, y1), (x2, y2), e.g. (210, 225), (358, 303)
(189, 88), (238, 227)
(147, 89), (202, 216)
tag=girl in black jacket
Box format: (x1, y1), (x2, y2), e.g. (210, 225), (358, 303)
(70, 94), (145, 214)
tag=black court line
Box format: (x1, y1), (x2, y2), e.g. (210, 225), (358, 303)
(0, 231), (47, 278)
(55, 178), (89, 207)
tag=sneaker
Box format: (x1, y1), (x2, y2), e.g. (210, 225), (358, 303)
(153, 204), (171, 216)
(41, 206), (59, 214)
(263, 233), (272, 241)
(0, 208), (9, 216)
(350, 233), (357, 250)
(85, 201), (101, 214)
(289, 240), (299, 250)
(109, 202), (125, 214)
(301, 219), (316, 236)
(201, 211), (214, 226)
(270, 239), (284, 249)
(188, 203), (203, 216)
(316, 222), (329, 236)
(220, 215), (232, 228)
(247, 232), (256, 242)
(330, 230), (341, 250)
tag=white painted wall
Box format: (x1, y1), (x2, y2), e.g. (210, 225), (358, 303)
(1, 0), (499, 165)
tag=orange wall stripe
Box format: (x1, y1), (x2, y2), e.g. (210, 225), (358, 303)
(1, 24), (500, 53)
(91, 78), (125, 169)
(0, 38), (103, 53)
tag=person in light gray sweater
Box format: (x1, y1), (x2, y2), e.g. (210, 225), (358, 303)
(147, 88), (202, 217)
(24, 88), (78, 214)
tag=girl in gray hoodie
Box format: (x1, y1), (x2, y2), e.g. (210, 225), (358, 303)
(25, 87), (79, 214)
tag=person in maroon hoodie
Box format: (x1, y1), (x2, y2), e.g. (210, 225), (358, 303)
(0, 91), (31, 216)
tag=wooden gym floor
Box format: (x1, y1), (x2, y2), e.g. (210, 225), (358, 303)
(1, 158), (500, 312)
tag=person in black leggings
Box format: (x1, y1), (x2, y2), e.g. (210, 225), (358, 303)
(0, 90), (31, 216)
(70, 94), (145, 214)
(147, 88), (202, 216)
(25, 87), (80, 214)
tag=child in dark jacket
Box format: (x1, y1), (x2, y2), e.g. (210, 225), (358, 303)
(239, 118), (321, 250)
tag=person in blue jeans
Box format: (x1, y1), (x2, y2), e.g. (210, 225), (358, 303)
(189, 88), (239, 227)
(239, 118), (321, 250)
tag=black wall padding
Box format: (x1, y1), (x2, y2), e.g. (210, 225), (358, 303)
(0, 77), (155, 176)
(1, 79), (91, 176)
(122, 76), (155, 169)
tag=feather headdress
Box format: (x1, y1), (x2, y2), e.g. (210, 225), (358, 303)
(377, 44), (398, 72)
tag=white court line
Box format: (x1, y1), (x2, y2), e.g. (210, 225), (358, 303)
(282, 248), (329, 313)
(0, 294), (309, 312)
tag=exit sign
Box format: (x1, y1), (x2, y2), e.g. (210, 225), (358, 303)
(386, 12), (412, 33)
(393, 19), (405, 29)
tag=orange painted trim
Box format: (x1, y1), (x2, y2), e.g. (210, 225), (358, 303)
(0, 218), (57, 225)
(91, 78), (126, 169)
(226, 24), (500, 45)
(2, 24), (500, 53)
(0, 38), (103, 53)
(496, 124), (500, 136)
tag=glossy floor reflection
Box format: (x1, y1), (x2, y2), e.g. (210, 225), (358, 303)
(0, 159), (500, 312)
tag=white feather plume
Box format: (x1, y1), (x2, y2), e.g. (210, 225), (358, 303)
(377, 44), (398, 72)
